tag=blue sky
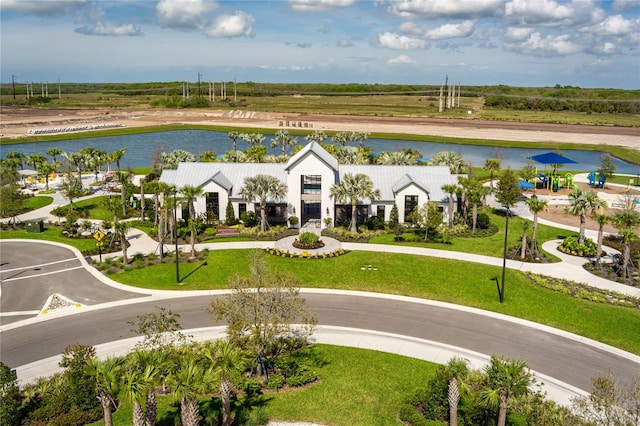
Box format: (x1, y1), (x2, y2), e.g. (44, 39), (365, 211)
(1, 0), (639, 89)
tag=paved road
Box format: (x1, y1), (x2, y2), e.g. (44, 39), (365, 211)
(0, 241), (148, 324)
(2, 288), (638, 395)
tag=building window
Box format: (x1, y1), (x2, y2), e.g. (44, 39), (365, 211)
(302, 175), (322, 194)
(206, 192), (219, 219)
(239, 203), (246, 216)
(404, 195), (418, 221)
(377, 205), (385, 219)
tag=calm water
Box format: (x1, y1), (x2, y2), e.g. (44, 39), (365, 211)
(2, 130), (638, 174)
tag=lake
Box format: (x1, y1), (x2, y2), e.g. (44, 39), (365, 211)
(2, 130), (638, 174)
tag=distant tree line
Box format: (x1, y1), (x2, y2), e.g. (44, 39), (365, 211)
(484, 95), (640, 114)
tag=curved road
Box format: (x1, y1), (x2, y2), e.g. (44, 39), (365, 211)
(1, 241), (639, 400)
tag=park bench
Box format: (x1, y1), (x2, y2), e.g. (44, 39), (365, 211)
(216, 226), (240, 236)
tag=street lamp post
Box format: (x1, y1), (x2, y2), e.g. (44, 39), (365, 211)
(500, 206), (510, 303)
(174, 190), (179, 283)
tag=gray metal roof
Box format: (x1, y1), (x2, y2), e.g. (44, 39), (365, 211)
(159, 143), (459, 203)
(286, 140), (339, 171)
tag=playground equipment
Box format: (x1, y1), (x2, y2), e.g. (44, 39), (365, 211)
(552, 176), (560, 192)
(565, 173), (573, 188)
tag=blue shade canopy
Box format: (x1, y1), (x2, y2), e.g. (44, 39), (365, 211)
(528, 152), (577, 164)
(518, 179), (535, 189)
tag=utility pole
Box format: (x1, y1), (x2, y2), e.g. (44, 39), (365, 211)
(11, 74), (16, 100)
(58, 78), (61, 99)
(197, 72), (202, 97)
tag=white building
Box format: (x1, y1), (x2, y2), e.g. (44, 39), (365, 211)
(159, 141), (459, 228)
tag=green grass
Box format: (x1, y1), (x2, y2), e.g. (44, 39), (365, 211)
(107, 248), (640, 355)
(22, 195), (53, 212)
(87, 344), (437, 426)
(0, 225), (100, 252)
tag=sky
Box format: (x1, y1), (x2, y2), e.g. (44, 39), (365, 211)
(1, 0), (639, 89)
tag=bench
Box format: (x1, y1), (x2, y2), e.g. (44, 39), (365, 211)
(216, 226), (240, 236)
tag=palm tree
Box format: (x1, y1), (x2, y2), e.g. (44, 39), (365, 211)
(428, 151), (466, 174)
(25, 153), (46, 171)
(114, 220), (131, 265)
(228, 131), (240, 151)
(87, 357), (123, 426)
(272, 129), (298, 156)
(187, 219), (199, 258)
(110, 148), (128, 171)
(330, 173), (381, 233)
(5, 152), (25, 170)
(375, 150), (415, 165)
(180, 185), (203, 220)
(122, 368), (151, 426)
(484, 158), (501, 189)
(592, 207), (609, 270)
(331, 131), (349, 147)
(128, 350), (164, 426)
(161, 149), (196, 169)
(62, 151), (87, 181)
(612, 209), (640, 282)
(115, 170), (132, 218)
(36, 161), (58, 190)
(240, 132), (266, 147)
(46, 147), (62, 165)
(348, 131), (369, 148)
(170, 351), (214, 426)
(305, 130), (327, 144)
(566, 188), (599, 244)
(204, 340), (247, 426)
(442, 183), (458, 228)
(479, 355), (532, 426)
(526, 196), (548, 256)
(335, 146), (369, 165)
(240, 175), (287, 232)
(441, 357), (470, 426)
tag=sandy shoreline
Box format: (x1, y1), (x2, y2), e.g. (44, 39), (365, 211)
(1, 107), (638, 150)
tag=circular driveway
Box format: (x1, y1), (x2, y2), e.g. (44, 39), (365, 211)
(0, 241), (147, 324)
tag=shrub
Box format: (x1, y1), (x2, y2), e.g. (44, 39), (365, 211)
(298, 232), (319, 245)
(559, 236), (597, 256)
(240, 211), (258, 227)
(476, 212), (491, 229)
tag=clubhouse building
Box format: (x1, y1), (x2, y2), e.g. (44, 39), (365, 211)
(159, 141), (459, 228)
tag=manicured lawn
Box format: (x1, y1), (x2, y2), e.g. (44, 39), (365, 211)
(88, 345), (438, 426)
(0, 226), (100, 252)
(108, 249), (640, 355)
(23, 195), (53, 211)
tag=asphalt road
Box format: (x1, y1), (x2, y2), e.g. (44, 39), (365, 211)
(1, 241), (638, 394)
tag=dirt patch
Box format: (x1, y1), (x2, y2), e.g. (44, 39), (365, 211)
(1, 106), (639, 149)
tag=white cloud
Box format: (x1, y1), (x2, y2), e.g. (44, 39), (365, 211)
(508, 32), (582, 56)
(156, 0), (218, 29)
(593, 14), (638, 36)
(376, 32), (427, 49)
(612, 0), (640, 12)
(0, 0), (87, 16)
(505, 26), (534, 40)
(388, 54), (415, 64)
(387, 0), (503, 19)
(75, 23), (142, 37)
(289, 0), (355, 12)
(336, 38), (354, 47)
(398, 21), (424, 35)
(505, 0), (605, 27)
(425, 20), (474, 40)
(201, 11), (254, 37)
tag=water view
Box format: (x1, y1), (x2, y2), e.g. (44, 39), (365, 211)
(2, 130), (638, 174)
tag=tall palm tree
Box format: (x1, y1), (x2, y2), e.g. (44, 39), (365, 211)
(331, 131), (349, 147)
(62, 151), (87, 181)
(114, 220), (131, 265)
(204, 340), (247, 426)
(335, 146), (369, 165)
(592, 208), (609, 270)
(115, 170), (132, 218)
(349, 131), (369, 148)
(240, 175), (287, 232)
(110, 148), (128, 171)
(566, 188), (599, 244)
(25, 153), (46, 171)
(479, 355), (532, 426)
(161, 149), (196, 169)
(272, 129), (298, 156)
(87, 357), (123, 426)
(375, 150), (415, 165)
(441, 357), (470, 426)
(180, 184), (203, 220)
(228, 131), (240, 151)
(484, 158), (501, 189)
(441, 183), (458, 228)
(330, 173), (381, 233)
(5, 152), (25, 170)
(128, 350), (165, 426)
(240, 132), (266, 147)
(526, 196), (548, 256)
(46, 147), (62, 165)
(122, 368), (151, 426)
(36, 161), (58, 190)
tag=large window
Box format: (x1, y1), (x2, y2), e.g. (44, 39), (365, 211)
(206, 192), (219, 219)
(377, 205), (385, 219)
(404, 195), (418, 221)
(302, 175), (322, 194)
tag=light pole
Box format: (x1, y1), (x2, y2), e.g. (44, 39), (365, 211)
(174, 190), (179, 283)
(500, 205), (510, 303)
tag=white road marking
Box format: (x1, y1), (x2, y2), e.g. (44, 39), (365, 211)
(1, 266), (84, 283)
(0, 258), (79, 274)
